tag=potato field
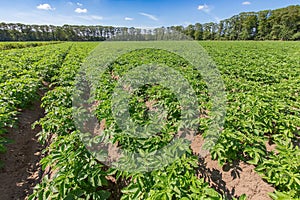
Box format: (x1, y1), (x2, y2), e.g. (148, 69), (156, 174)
(0, 41), (299, 200)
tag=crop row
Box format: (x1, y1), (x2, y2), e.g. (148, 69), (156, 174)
(0, 41), (62, 51)
(0, 43), (73, 164)
(13, 41), (299, 200)
(201, 41), (300, 199)
(30, 41), (246, 200)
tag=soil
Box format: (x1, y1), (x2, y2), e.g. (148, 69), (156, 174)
(191, 135), (275, 200)
(0, 100), (44, 200)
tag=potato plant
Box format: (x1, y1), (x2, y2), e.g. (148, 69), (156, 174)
(0, 43), (74, 164)
(202, 41), (300, 199)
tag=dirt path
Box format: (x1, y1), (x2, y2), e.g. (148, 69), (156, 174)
(0, 100), (44, 200)
(191, 135), (275, 200)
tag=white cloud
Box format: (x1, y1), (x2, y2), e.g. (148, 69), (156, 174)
(79, 15), (103, 21)
(198, 4), (208, 10)
(37, 3), (55, 11)
(139, 12), (158, 21)
(197, 4), (211, 13)
(125, 17), (134, 21)
(77, 2), (83, 6)
(242, 1), (251, 5)
(75, 8), (88, 13)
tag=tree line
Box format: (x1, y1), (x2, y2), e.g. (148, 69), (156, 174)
(0, 5), (299, 41)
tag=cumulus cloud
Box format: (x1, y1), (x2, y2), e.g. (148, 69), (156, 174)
(37, 3), (55, 11)
(242, 1), (251, 5)
(75, 8), (88, 13)
(197, 4), (211, 13)
(139, 12), (158, 21)
(77, 2), (83, 6)
(125, 17), (134, 21)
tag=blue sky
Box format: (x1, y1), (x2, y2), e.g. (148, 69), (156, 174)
(0, 0), (299, 27)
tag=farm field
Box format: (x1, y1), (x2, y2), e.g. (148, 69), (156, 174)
(0, 42), (62, 50)
(0, 41), (299, 200)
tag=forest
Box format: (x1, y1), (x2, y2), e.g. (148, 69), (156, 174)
(0, 5), (299, 41)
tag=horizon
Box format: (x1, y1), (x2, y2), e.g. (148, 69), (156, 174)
(0, 1), (299, 28)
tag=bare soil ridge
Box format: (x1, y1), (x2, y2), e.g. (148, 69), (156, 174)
(0, 100), (44, 200)
(191, 135), (275, 200)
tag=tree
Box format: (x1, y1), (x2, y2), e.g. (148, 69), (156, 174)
(239, 12), (258, 40)
(257, 10), (271, 40)
(194, 23), (203, 40)
(185, 24), (195, 39)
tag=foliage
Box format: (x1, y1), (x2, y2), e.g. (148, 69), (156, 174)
(13, 41), (300, 199)
(29, 131), (110, 200)
(0, 42), (75, 159)
(121, 154), (222, 200)
(202, 41), (300, 198)
(94, 48), (210, 154)
(269, 190), (300, 200)
(30, 42), (224, 199)
(256, 139), (300, 198)
(0, 41), (61, 50)
(29, 42), (102, 199)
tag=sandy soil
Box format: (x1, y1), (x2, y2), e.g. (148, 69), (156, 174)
(0, 100), (44, 200)
(191, 135), (275, 200)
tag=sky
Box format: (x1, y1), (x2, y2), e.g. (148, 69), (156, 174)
(0, 0), (299, 27)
